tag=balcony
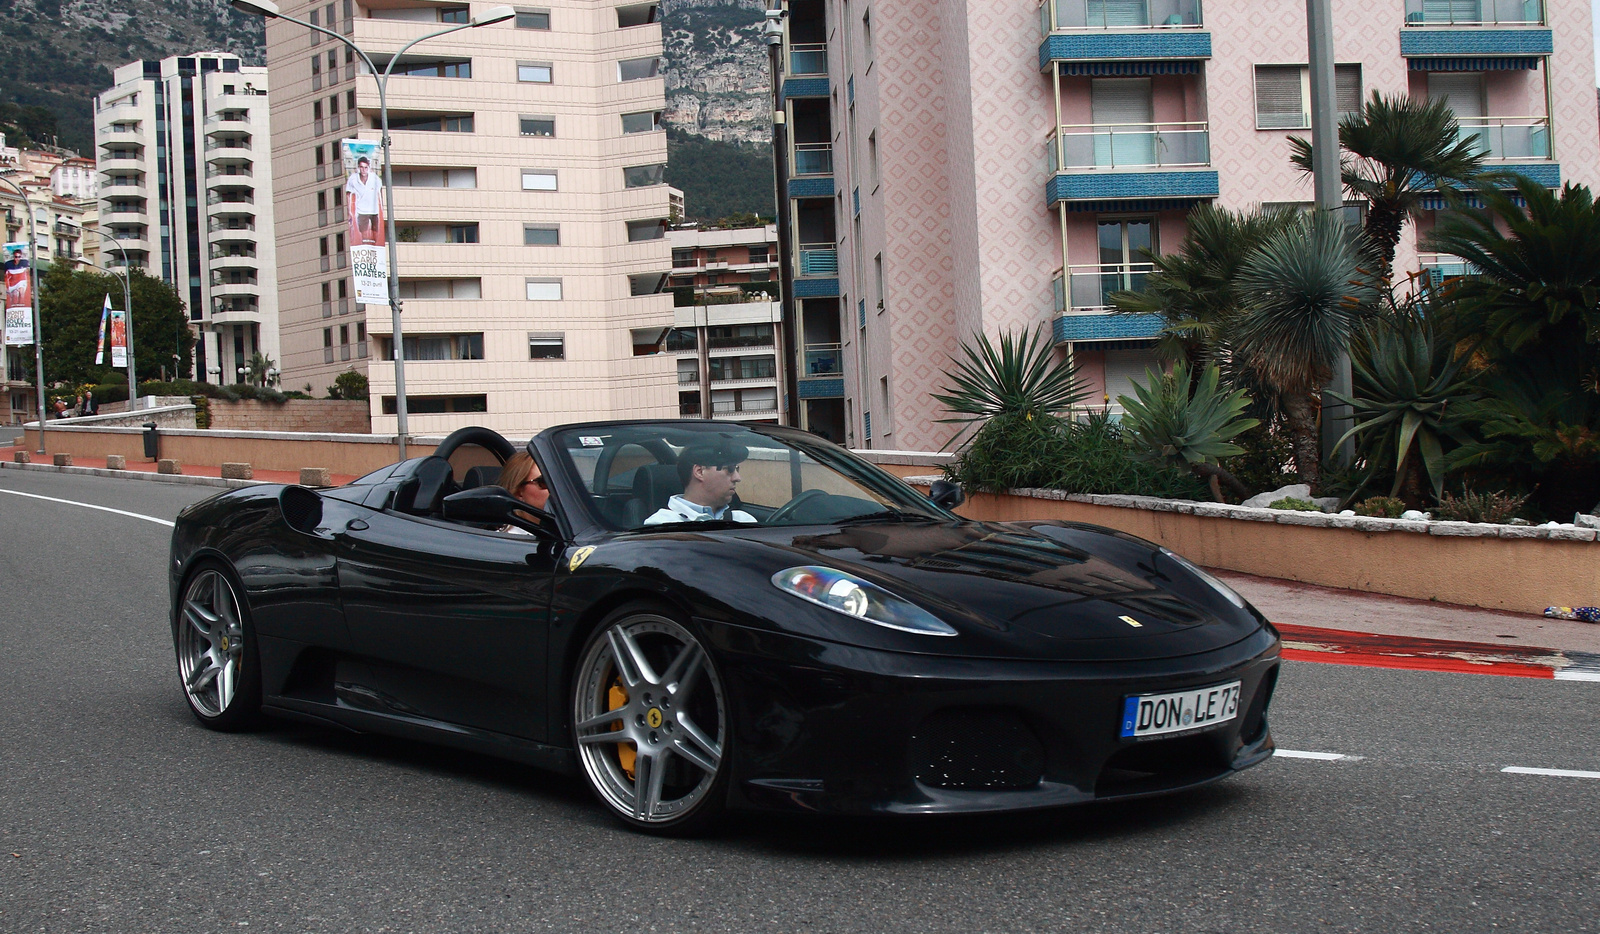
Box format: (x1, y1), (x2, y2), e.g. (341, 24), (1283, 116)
(678, 401), (702, 416)
(798, 243), (838, 277)
(678, 371), (701, 385)
(204, 140), (253, 157)
(1420, 252), (1480, 284)
(711, 398), (779, 415)
(209, 219), (257, 234)
(211, 281), (259, 298)
(1045, 122), (1219, 205)
(671, 284), (780, 307)
(1040, 0), (1202, 32)
(98, 152), (143, 169)
(210, 253), (257, 269)
(1050, 264), (1165, 343)
(99, 181), (145, 199)
(206, 165), (254, 180)
(1455, 116), (1550, 161)
(789, 44), (828, 75)
(53, 222), (80, 239)
(1038, 0), (1209, 66)
(793, 142), (834, 176)
(1403, 0), (1543, 26)
(803, 343), (842, 377)
(102, 210), (146, 225)
(103, 237), (150, 254)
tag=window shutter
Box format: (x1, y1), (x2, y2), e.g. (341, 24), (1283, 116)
(1335, 65), (1362, 117)
(1255, 66), (1305, 129)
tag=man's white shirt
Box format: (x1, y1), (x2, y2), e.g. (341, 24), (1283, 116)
(643, 494), (756, 526)
(345, 172), (382, 215)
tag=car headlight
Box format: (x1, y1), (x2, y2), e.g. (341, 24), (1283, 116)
(1160, 547), (1247, 609)
(771, 566), (957, 636)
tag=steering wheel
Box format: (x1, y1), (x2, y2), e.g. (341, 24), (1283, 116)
(765, 489), (829, 525)
(432, 425), (516, 463)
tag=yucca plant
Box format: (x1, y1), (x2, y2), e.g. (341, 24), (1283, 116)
(1329, 320), (1478, 504)
(1118, 361), (1259, 502)
(933, 326), (1087, 442)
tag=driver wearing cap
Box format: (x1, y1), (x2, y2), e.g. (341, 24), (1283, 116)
(644, 440), (757, 525)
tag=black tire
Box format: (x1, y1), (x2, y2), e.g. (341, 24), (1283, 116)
(570, 602), (730, 835)
(174, 563), (262, 732)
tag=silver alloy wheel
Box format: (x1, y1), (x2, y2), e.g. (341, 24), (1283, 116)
(573, 614), (726, 824)
(177, 569), (246, 718)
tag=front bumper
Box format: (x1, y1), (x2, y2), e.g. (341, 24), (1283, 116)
(707, 621), (1280, 815)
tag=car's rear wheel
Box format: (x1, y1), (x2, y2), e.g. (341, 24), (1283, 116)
(572, 605), (728, 834)
(175, 565), (261, 731)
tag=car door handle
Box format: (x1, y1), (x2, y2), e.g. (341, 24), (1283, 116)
(346, 519), (369, 531)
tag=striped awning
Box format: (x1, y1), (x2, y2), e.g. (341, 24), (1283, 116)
(1058, 60), (1201, 77)
(1064, 197), (1210, 213)
(1408, 57), (1539, 71)
(1418, 192), (1527, 211)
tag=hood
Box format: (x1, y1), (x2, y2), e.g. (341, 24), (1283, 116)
(705, 519), (1264, 662)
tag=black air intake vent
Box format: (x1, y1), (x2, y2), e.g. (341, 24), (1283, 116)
(910, 709), (1045, 790)
(280, 486), (324, 534)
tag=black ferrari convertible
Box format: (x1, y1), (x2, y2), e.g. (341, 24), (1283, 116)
(169, 420), (1280, 833)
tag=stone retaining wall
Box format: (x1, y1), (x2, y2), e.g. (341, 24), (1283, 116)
(206, 399), (370, 433)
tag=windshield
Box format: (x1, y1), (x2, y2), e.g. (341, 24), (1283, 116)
(551, 423), (952, 531)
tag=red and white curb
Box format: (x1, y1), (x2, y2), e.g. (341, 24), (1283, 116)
(1275, 623), (1600, 682)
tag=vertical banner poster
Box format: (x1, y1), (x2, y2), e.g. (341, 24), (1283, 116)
(341, 139), (389, 307)
(3, 241), (34, 346)
(110, 307), (128, 369)
(95, 294), (111, 364)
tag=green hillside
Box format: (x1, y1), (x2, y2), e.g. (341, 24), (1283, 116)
(665, 128), (776, 223)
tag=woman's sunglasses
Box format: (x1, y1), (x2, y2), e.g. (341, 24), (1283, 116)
(523, 476), (548, 491)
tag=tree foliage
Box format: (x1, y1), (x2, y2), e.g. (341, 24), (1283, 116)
(664, 129), (775, 222)
(1118, 361), (1259, 500)
(932, 327), (1086, 440)
(33, 263), (193, 388)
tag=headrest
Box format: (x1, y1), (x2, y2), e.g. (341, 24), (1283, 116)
(632, 463), (683, 515)
(462, 464), (501, 490)
(408, 455), (457, 516)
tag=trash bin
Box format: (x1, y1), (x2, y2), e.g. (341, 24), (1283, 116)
(142, 422), (159, 460)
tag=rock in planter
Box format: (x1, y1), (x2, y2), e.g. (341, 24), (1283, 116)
(1241, 484), (1311, 509)
(1574, 513), (1600, 530)
(52, 453), (73, 467)
(157, 459), (183, 475)
(105, 455), (125, 470)
(299, 467), (332, 488)
(221, 462), (253, 481)
(1313, 496), (1342, 513)
(13, 450), (29, 464)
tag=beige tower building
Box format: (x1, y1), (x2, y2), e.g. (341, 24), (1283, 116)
(264, 0), (677, 437)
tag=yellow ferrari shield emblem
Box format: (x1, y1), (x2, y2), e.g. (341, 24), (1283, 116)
(1119, 615), (1144, 628)
(646, 708), (663, 729)
(568, 546), (597, 571)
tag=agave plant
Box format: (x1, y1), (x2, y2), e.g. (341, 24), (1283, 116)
(1118, 361), (1259, 502)
(1328, 320), (1478, 504)
(932, 326), (1086, 441)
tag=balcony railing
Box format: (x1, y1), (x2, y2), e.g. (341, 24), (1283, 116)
(712, 398), (779, 414)
(1052, 263), (1155, 314)
(205, 139), (252, 152)
(793, 142), (834, 176)
(1419, 253), (1480, 281)
(678, 371), (701, 385)
(798, 243), (838, 276)
(1403, 0), (1543, 26)
(1047, 122), (1210, 172)
(789, 43), (828, 75)
(1040, 0), (1202, 33)
(679, 401), (703, 416)
(803, 343), (843, 376)
(1455, 116), (1550, 161)
(670, 284), (780, 307)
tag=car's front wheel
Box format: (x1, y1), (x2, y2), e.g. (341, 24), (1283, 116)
(175, 565), (261, 731)
(572, 604), (729, 834)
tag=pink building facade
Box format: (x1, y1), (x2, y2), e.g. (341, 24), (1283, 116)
(782, 0), (1598, 452)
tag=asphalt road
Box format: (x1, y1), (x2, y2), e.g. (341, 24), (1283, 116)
(2, 469), (1597, 933)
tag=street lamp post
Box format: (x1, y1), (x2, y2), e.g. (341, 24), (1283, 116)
(230, 0), (514, 459)
(0, 172), (48, 452)
(84, 228), (137, 410)
(762, 6), (801, 430)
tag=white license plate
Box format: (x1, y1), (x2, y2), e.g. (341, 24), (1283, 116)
(1120, 681), (1242, 738)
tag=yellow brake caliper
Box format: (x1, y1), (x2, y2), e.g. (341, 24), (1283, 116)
(609, 680), (636, 780)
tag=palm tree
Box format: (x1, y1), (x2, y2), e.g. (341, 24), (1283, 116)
(1108, 205), (1299, 373)
(1233, 210), (1375, 488)
(932, 326), (1086, 441)
(1118, 361), (1259, 501)
(1289, 92), (1485, 277)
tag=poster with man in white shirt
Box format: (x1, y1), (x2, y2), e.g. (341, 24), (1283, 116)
(341, 139), (389, 306)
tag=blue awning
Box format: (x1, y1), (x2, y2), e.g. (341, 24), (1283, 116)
(1408, 57), (1539, 71)
(1058, 60), (1200, 76)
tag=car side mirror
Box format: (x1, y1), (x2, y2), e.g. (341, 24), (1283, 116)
(928, 479), (965, 510)
(442, 486), (556, 537)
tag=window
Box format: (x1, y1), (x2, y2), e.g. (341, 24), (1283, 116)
(616, 2), (658, 27)
(388, 113), (474, 132)
(323, 327), (333, 347)
(621, 110), (663, 134)
(629, 272), (666, 295)
(339, 324), (350, 345)
(525, 278), (562, 301)
(708, 323), (773, 348)
(624, 163), (666, 188)
(523, 224), (560, 245)
(874, 253), (884, 311)
(664, 328), (697, 352)
(528, 333), (565, 359)
(862, 7), (873, 60)
(380, 333), (484, 361)
(708, 355), (776, 381)
(328, 95), (339, 116)
(521, 169), (558, 190)
(617, 57), (661, 81)
(321, 282), (331, 302)
(391, 59), (470, 78)
(867, 131), (879, 187)
(314, 145), (325, 167)
(391, 167), (477, 188)
(313, 101), (323, 120)
(446, 224), (479, 243)
(518, 62), (553, 83)
(316, 191), (327, 211)
(1254, 64), (1362, 130)
(626, 219), (666, 241)
(319, 236), (330, 256)
(519, 116), (555, 137)
(671, 249), (696, 267)
(383, 394), (488, 414)
(396, 277), (482, 299)
(515, 8), (550, 29)
(439, 6), (468, 23)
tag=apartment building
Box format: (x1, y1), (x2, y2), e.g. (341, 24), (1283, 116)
(263, 0), (677, 437)
(780, 0), (1598, 452)
(663, 223), (796, 427)
(95, 53), (281, 386)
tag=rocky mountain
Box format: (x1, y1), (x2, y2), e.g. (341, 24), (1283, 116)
(661, 0), (772, 146)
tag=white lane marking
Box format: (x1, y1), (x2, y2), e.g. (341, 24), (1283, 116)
(1554, 669), (1600, 682)
(0, 488), (175, 527)
(1501, 766), (1600, 780)
(1275, 749), (1348, 761)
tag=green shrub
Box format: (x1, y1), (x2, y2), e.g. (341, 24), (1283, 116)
(330, 369), (369, 401)
(1353, 496), (1406, 518)
(945, 412), (1209, 500)
(1268, 497), (1320, 511)
(1431, 488), (1529, 524)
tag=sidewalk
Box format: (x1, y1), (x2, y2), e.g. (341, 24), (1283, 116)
(1217, 569), (1600, 655)
(4, 453), (359, 487)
